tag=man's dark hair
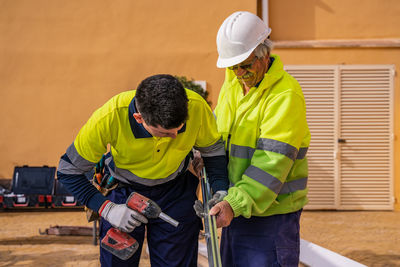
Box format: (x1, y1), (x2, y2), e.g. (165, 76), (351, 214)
(135, 74), (189, 129)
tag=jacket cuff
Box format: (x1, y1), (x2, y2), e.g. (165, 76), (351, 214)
(98, 200), (111, 216)
(224, 191), (242, 217)
(87, 192), (108, 212)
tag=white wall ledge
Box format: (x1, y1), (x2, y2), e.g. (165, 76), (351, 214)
(274, 38), (400, 48)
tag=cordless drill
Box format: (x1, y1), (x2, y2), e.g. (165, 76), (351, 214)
(101, 192), (179, 260)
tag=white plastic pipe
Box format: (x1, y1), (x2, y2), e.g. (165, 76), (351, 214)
(300, 239), (367, 267)
(198, 242), (208, 258)
(199, 239), (366, 266)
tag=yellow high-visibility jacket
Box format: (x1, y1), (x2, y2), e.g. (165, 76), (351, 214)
(215, 54), (311, 218)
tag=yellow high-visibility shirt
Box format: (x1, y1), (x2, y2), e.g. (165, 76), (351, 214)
(73, 89), (224, 185)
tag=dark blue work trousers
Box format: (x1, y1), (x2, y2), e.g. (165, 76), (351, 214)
(99, 171), (202, 267)
(221, 210), (302, 267)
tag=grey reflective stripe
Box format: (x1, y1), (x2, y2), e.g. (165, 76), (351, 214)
(58, 158), (86, 175)
(64, 143), (96, 173)
(297, 147), (308, 159)
(230, 140), (306, 161)
(257, 138), (298, 161)
(106, 156), (188, 186)
(279, 177), (308, 195)
(195, 138), (225, 157)
(230, 144), (255, 159)
(226, 134), (231, 155)
(244, 165), (282, 195)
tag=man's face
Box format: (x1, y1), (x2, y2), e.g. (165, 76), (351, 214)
(133, 112), (184, 139)
(229, 53), (269, 89)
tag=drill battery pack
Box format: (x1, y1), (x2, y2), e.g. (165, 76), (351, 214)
(100, 228), (139, 260)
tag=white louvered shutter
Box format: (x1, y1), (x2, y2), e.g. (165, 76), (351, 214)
(339, 66), (394, 210)
(285, 66), (337, 209)
(285, 65), (394, 210)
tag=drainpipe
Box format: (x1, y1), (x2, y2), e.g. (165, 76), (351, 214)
(262, 0), (269, 27)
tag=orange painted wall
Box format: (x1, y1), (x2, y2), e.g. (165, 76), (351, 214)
(1, 0), (399, 210)
(269, 0), (400, 40)
(0, 1), (256, 178)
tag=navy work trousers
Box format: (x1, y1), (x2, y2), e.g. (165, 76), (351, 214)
(99, 171), (202, 267)
(220, 210), (302, 267)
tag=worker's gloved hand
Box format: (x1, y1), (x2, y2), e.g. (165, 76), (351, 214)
(193, 200), (205, 218)
(193, 190), (228, 218)
(100, 201), (148, 232)
(208, 190), (228, 207)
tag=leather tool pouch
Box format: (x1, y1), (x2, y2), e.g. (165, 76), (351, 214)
(85, 162), (118, 222)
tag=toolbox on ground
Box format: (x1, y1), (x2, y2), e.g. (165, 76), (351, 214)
(53, 179), (82, 207)
(5, 165), (56, 208)
(12, 165), (55, 195)
(1, 166), (93, 210)
(2, 193), (39, 208)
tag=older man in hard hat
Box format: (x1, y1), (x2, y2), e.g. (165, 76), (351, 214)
(210, 11), (311, 266)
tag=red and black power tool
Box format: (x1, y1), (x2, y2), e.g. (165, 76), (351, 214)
(101, 192), (179, 260)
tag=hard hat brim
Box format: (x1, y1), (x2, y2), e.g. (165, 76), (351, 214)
(216, 47), (255, 68)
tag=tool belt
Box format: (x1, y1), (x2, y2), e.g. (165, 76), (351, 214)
(86, 151), (194, 222)
(85, 154), (118, 222)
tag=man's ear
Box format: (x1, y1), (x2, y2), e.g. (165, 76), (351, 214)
(133, 113), (144, 124)
(264, 53), (270, 63)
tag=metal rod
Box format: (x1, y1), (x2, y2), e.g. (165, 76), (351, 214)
(93, 220), (98, 246)
(201, 167), (222, 267)
(159, 212), (179, 227)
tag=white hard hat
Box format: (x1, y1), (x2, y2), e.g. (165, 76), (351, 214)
(216, 11), (271, 68)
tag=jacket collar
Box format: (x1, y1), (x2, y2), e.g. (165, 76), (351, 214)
(257, 54), (285, 92)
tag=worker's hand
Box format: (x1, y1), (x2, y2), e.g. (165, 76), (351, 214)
(193, 190), (228, 218)
(193, 200), (206, 217)
(209, 200), (234, 228)
(100, 201), (148, 232)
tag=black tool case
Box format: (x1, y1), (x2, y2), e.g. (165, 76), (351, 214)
(4, 165), (56, 208)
